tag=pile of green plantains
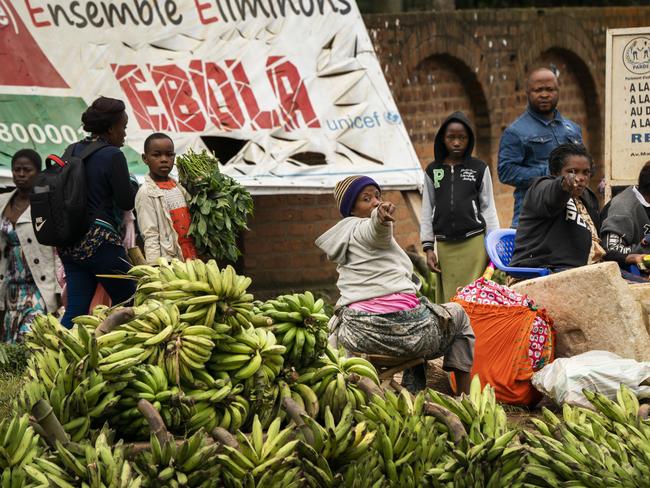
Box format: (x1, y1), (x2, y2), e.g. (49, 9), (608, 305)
(5, 257), (650, 487)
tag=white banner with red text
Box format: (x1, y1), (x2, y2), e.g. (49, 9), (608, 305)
(0, 0), (422, 192)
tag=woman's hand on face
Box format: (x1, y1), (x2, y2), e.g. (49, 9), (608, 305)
(426, 249), (441, 273)
(377, 201), (396, 225)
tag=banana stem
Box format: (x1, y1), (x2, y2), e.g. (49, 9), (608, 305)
(378, 358), (425, 381)
(137, 399), (172, 445)
(281, 396), (307, 424)
(124, 439), (213, 458)
(389, 379), (409, 394)
(122, 428), (250, 458)
(210, 427), (239, 450)
(95, 308), (135, 337)
(30, 420), (48, 440)
(281, 397), (315, 447)
(422, 401), (467, 444)
(348, 374), (385, 399)
(285, 370), (300, 383)
(638, 403), (650, 420)
(127, 247), (147, 266)
(31, 399), (69, 447)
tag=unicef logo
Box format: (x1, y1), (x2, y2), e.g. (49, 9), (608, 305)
(384, 111), (401, 125)
(623, 37), (650, 75)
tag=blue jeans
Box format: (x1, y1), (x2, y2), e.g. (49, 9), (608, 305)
(61, 243), (136, 328)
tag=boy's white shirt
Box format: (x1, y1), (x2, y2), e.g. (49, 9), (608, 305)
(315, 207), (418, 307)
(135, 174), (191, 264)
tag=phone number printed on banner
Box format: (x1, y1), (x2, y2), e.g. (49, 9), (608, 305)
(0, 123), (83, 145)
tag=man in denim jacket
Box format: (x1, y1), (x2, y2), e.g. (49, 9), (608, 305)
(498, 68), (583, 227)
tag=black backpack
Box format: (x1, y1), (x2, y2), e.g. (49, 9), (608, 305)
(30, 141), (109, 247)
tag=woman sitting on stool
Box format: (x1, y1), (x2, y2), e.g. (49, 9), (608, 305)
(315, 175), (475, 394)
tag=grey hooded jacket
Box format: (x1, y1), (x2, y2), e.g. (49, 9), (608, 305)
(315, 207), (417, 307)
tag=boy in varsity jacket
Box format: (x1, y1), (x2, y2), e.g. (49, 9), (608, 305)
(420, 112), (499, 302)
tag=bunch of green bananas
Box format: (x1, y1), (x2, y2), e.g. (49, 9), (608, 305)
(293, 441), (338, 488)
(21, 315), (130, 441)
(258, 291), (329, 368)
(253, 378), (320, 429)
(71, 303), (112, 329)
(339, 450), (386, 488)
(19, 350), (120, 441)
(299, 347), (379, 422)
(23, 457), (74, 488)
(425, 431), (523, 487)
(0, 415), (41, 488)
(209, 327), (285, 387)
(427, 375), (509, 442)
(423, 377), (525, 487)
(29, 429), (141, 488)
(358, 390), (448, 487)
(299, 404), (376, 468)
(32, 312), (140, 384)
(129, 259), (254, 335)
(21, 374), (118, 443)
(523, 384), (650, 486)
(184, 372), (236, 404)
(27, 314), (100, 368)
(24, 313), (62, 352)
(283, 380), (320, 420)
(217, 415), (299, 486)
(187, 391), (250, 434)
(111, 365), (193, 439)
(208, 327), (285, 433)
(134, 430), (219, 487)
(222, 465), (303, 488)
(109, 300), (221, 385)
(1, 467), (34, 488)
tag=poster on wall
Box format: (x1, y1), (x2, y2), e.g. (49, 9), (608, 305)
(0, 0), (421, 192)
(606, 27), (650, 189)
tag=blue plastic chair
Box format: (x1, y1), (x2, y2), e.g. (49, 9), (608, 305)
(485, 229), (551, 279)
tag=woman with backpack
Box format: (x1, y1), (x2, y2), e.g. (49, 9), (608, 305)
(0, 149), (61, 343)
(58, 96), (138, 328)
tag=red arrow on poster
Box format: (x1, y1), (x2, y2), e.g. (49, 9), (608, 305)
(0, 0), (68, 88)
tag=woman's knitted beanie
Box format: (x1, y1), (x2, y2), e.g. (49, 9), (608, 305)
(333, 175), (380, 217)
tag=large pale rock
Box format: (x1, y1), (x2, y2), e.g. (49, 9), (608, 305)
(511, 262), (650, 361)
(630, 283), (650, 331)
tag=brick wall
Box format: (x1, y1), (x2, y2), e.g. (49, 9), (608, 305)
(399, 56), (479, 163)
(244, 191), (421, 291)
(245, 6), (650, 291)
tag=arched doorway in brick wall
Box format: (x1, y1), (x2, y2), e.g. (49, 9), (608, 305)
(529, 49), (603, 184)
(396, 54), (491, 169)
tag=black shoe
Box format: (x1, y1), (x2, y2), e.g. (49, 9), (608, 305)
(401, 363), (426, 393)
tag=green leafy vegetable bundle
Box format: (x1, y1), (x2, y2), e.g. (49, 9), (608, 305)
(176, 149), (253, 263)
